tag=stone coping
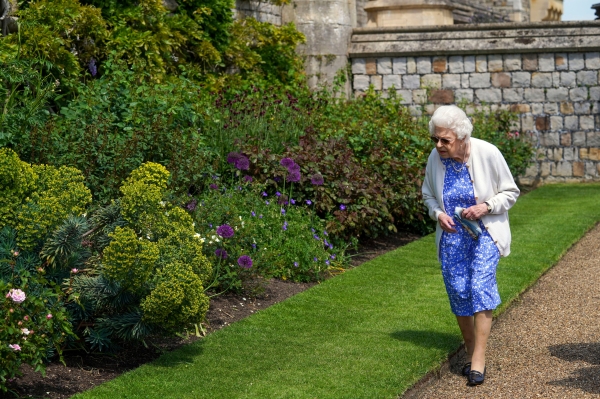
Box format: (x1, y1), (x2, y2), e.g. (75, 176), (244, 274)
(349, 21), (600, 57)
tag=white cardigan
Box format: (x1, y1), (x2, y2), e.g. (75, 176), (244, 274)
(422, 137), (520, 259)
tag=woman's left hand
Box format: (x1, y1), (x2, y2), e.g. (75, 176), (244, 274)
(462, 203), (489, 221)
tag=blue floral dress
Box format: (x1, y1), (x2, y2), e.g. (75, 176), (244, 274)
(439, 157), (501, 317)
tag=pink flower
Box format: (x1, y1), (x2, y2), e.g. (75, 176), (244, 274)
(9, 344), (21, 351)
(23, 315), (29, 321)
(13, 251), (19, 257)
(46, 314), (53, 319)
(8, 289), (26, 303)
(71, 268), (79, 274)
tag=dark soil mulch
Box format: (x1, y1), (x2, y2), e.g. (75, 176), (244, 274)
(3, 229), (422, 399)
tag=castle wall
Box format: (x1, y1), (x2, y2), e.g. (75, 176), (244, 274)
(349, 21), (600, 184)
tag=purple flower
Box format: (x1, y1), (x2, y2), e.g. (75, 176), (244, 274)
(185, 199), (198, 211)
(287, 171), (301, 183)
(287, 163), (300, 172)
(89, 58), (97, 77)
(280, 158), (295, 168)
(276, 192), (281, 197)
(243, 175), (253, 183)
(274, 176), (282, 182)
(227, 152), (243, 165)
(325, 260), (330, 265)
(215, 248), (228, 259)
(324, 230), (328, 236)
(265, 200), (270, 205)
(294, 262), (299, 267)
(251, 211), (256, 217)
(235, 156), (250, 171)
(252, 243), (257, 249)
(259, 214), (263, 219)
(282, 221), (288, 231)
(311, 174), (324, 186)
(216, 224), (235, 238)
(290, 198), (296, 205)
(330, 254), (336, 259)
(262, 192), (268, 197)
(324, 239), (330, 247)
(209, 223), (213, 228)
(238, 255), (253, 269)
(209, 183), (218, 190)
(313, 234), (320, 240)
(281, 208), (286, 215)
(313, 257), (318, 262)
(340, 204), (346, 211)
(306, 200), (312, 205)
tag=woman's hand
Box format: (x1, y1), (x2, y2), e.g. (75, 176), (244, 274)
(438, 213), (457, 233)
(461, 203), (489, 221)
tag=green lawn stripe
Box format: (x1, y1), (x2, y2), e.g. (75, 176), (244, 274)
(73, 183), (600, 399)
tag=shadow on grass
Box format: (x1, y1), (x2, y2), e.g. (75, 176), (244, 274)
(149, 340), (205, 368)
(390, 330), (461, 350)
(547, 342), (600, 394)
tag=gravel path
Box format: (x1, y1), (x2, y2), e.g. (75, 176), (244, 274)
(404, 222), (600, 399)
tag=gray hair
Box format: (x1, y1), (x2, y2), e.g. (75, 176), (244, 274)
(428, 105), (473, 140)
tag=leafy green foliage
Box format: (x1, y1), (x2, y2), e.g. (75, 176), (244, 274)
(470, 108), (534, 179)
(75, 162), (211, 345)
(0, 227), (75, 392)
(190, 172), (343, 293)
(0, 59), (57, 149)
(0, 148), (92, 251)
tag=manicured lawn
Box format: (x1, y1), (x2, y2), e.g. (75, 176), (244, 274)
(73, 183), (600, 399)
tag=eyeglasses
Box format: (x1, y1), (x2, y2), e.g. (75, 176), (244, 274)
(430, 136), (454, 146)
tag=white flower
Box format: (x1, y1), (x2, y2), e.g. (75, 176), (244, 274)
(239, 216), (243, 221)
(159, 201), (166, 207)
(194, 233), (201, 239)
(21, 328), (30, 335)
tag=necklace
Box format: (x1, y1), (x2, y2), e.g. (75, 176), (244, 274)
(451, 159), (466, 173)
(451, 140), (469, 173)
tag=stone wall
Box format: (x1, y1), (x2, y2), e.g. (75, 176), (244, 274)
(349, 21), (600, 184)
(234, 0), (282, 25)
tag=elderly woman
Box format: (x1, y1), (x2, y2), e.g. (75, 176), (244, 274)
(422, 105), (519, 386)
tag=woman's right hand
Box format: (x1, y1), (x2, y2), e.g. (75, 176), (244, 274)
(438, 213), (457, 233)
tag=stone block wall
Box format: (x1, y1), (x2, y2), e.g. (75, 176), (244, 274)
(349, 21), (600, 184)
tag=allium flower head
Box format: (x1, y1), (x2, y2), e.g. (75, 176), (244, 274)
(287, 171), (301, 183)
(280, 158), (295, 168)
(237, 255), (253, 269)
(235, 156), (250, 171)
(216, 224), (235, 238)
(186, 199), (198, 211)
(7, 289), (26, 303)
(311, 174), (324, 186)
(227, 152), (243, 165)
(215, 248), (228, 259)
(287, 163), (300, 173)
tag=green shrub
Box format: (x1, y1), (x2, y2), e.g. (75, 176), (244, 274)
(68, 162), (212, 350)
(0, 227), (75, 392)
(470, 108), (535, 179)
(0, 58), (57, 149)
(0, 148), (92, 251)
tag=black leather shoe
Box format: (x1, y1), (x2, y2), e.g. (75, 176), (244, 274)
(467, 367), (486, 386)
(461, 362), (471, 376)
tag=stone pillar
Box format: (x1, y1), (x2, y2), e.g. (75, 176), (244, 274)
(282, 0), (354, 91)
